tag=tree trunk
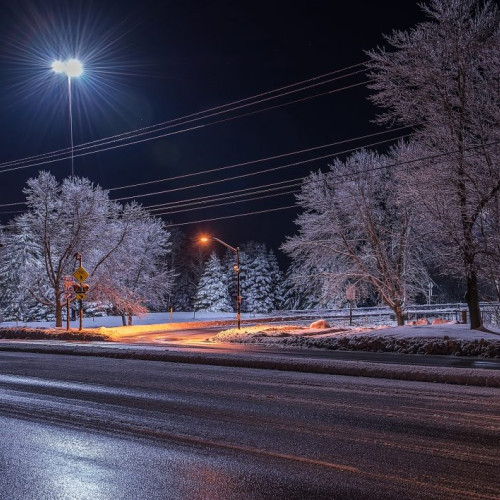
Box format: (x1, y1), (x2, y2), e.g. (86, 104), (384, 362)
(394, 302), (405, 326)
(466, 270), (482, 330)
(55, 297), (63, 328)
(121, 314), (127, 326)
(128, 313), (133, 326)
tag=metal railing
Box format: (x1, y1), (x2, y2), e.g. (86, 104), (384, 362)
(269, 302), (500, 326)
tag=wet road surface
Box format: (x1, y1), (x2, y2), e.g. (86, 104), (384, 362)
(0, 351), (499, 499)
(106, 325), (500, 371)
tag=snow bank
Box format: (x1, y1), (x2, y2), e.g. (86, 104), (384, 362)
(212, 323), (500, 358)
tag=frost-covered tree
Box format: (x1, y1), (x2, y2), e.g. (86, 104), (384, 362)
(92, 203), (173, 325)
(194, 252), (232, 312)
(282, 149), (429, 325)
(7, 172), (173, 327)
(367, 0), (500, 328)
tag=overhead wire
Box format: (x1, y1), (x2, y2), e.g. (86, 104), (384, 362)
(165, 205), (299, 228)
(112, 133), (411, 202)
(145, 179), (302, 212)
(0, 81), (369, 174)
(0, 123), (408, 209)
(0, 62), (366, 169)
(1, 139), (498, 224)
(161, 139), (500, 227)
(0, 67), (368, 172)
(110, 125), (411, 193)
(152, 189), (300, 217)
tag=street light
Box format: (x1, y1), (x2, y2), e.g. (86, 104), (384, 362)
(52, 58), (84, 177)
(200, 235), (242, 329)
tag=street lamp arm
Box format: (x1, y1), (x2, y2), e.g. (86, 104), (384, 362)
(212, 237), (238, 254)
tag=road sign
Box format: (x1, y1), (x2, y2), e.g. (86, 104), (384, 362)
(76, 293), (87, 300)
(74, 266), (89, 283)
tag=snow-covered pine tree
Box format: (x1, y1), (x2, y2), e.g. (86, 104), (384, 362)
(0, 214), (51, 322)
(280, 263), (323, 311)
(194, 252), (232, 312)
(242, 242), (275, 314)
(267, 249), (284, 310)
(163, 228), (210, 311)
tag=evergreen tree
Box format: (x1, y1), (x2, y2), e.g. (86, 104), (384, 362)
(267, 249), (284, 310)
(0, 215), (50, 322)
(194, 252), (232, 312)
(242, 243), (275, 314)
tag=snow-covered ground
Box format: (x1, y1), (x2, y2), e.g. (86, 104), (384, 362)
(1, 311), (261, 330)
(210, 322), (500, 358)
(2, 314), (499, 357)
(214, 322), (500, 342)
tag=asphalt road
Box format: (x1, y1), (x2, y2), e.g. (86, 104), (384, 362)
(110, 325), (500, 371)
(0, 351), (499, 499)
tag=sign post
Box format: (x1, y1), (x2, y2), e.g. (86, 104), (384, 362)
(346, 284), (356, 326)
(63, 275), (77, 332)
(73, 253), (90, 331)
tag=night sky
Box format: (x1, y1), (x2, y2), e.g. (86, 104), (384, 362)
(0, 0), (425, 255)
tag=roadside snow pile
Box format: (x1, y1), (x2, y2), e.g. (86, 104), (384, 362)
(309, 319), (331, 329)
(280, 335), (500, 357)
(212, 324), (373, 342)
(0, 327), (110, 341)
(213, 325), (305, 342)
(212, 323), (500, 358)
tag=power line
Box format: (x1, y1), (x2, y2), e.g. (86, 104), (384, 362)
(154, 140), (500, 227)
(0, 68), (368, 172)
(165, 205), (299, 228)
(111, 125), (410, 193)
(0, 124), (407, 209)
(152, 189), (300, 216)
(2, 140), (498, 227)
(146, 179), (302, 211)
(0, 62), (366, 169)
(0, 81), (369, 174)
(113, 133), (410, 202)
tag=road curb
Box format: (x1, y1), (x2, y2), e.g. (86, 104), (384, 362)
(1, 342), (500, 387)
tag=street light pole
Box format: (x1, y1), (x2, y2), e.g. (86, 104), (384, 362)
(200, 236), (242, 329)
(52, 58), (83, 177)
(67, 75), (75, 177)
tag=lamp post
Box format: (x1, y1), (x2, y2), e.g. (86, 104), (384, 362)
(52, 58), (83, 177)
(200, 236), (241, 329)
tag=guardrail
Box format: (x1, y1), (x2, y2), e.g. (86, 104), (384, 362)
(269, 302), (500, 326)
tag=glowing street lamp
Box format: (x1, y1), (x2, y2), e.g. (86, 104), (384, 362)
(200, 235), (242, 329)
(52, 58), (84, 176)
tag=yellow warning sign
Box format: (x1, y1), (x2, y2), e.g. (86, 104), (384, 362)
(73, 266), (89, 283)
(76, 293), (87, 300)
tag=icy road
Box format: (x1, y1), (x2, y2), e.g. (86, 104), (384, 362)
(0, 352), (499, 499)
